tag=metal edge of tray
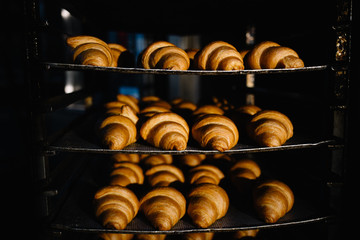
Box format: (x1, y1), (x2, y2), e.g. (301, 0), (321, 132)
(42, 62), (328, 75)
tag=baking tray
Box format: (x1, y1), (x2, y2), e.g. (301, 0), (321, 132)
(43, 62), (328, 75)
(50, 158), (334, 234)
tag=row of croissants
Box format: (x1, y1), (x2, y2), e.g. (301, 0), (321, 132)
(67, 35), (305, 70)
(94, 153), (294, 240)
(98, 94), (294, 151)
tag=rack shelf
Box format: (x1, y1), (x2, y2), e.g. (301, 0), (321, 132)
(50, 160), (334, 234)
(43, 62), (328, 75)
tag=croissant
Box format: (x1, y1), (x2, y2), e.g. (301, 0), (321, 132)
(253, 179), (294, 223)
(188, 165), (224, 185)
(67, 35), (114, 67)
(176, 154), (206, 167)
(244, 41), (304, 69)
(140, 186), (186, 230)
(99, 233), (134, 240)
(116, 94), (140, 113)
(187, 183), (229, 228)
(227, 105), (262, 134)
(94, 185), (139, 230)
(230, 159), (261, 193)
(192, 105), (224, 117)
(139, 41), (190, 70)
(106, 105), (139, 125)
(246, 110), (293, 147)
(185, 48), (200, 69)
(140, 112), (189, 151)
(233, 229), (259, 239)
(112, 154), (140, 163)
(184, 232), (214, 240)
(194, 41), (244, 70)
(100, 115), (137, 150)
(110, 162), (144, 187)
(141, 154), (173, 167)
(145, 164), (185, 187)
(191, 114), (239, 152)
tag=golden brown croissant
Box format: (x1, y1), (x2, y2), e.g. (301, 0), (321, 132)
(192, 105), (224, 117)
(141, 154), (173, 167)
(187, 183), (229, 228)
(145, 164), (185, 187)
(188, 165), (224, 185)
(100, 115), (137, 150)
(110, 162), (144, 187)
(99, 233), (134, 240)
(184, 232), (214, 240)
(252, 179), (294, 223)
(246, 110), (293, 147)
(67, 35), (114, 67)
(140, 186), (186, 230)
(136, 234), (167, 240)
(244, 41), (304, 69)
(227, 105), (262, 134)
(191, 114), (239, 152)
(116, 94), (140, 113)
(140, 112), (189, 151)
(185, 48), (200, 69)
(112, 154), (140, 163)
(139, 41), (190, 70)
(233, 229), (259, 239)
(230, 159), (261, 193)
(94, 185), (139, 230)
(194, 41), (244, 70)
(176, 154), (206, 167)
(106, 105), (139, 125)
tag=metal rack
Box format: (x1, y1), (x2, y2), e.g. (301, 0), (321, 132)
(24, 0), (353, 239)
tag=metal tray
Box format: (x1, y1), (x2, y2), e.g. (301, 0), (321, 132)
(50, 159), (334, 234)
(43, 62), (328, 75)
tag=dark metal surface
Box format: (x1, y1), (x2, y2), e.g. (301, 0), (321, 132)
(43, 62), (328, 76)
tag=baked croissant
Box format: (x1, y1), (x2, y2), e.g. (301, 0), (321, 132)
(140, 186), (186, 230)
(94, 185), (139, 230)
(106, 105), (139, 125)
(246, 110), (293, 147)
(139, 41), (190, 70)
(140, 112), (189, 151)
(253, 179), (294, 223)
(194, 41), (244, 70)
(176, 154), (206, 167)
(184, 232), (214, 240)
(110, 162), (144, 187)
(230, 159), (261, 193)
(112, 154), (140, 163)
(145, 164), (185, 187)
(99, 233), (134, 240)
(188, 165), (224, 185)
(100, 115), (137, 150)
(244, 41), (304, 69)
(227, 105), (262, 134)
(116, 94), (140, 113)
(141, 154), (173, 167)
(187, 183), (229, 228)
(192, 105), (224, 117)
(67, 35), (114, 67)
(191, 114), (239, 152)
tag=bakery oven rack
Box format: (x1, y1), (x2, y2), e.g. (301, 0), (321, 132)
(23, 0), (353, 239)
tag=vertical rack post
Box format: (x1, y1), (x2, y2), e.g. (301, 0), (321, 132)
(245, 25), (256, 105)
(24, 0), (50, 217)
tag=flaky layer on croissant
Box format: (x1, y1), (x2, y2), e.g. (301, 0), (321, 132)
(106, 105), (139, 125)
(246, 110), (293, 147)
(140, 112), (189, 151)
(187, 183), (229, 228)
(110, 162), (144, 187)
(100, 115), (137, 150)
(139, 41), (190, 70)
(177, 154), (206, 167)
(140, 186), (186, 230)
(192, 114), (239, 152)
(192, 105), (225, 117)
(188, 165), (225, 185)
(67, 36), (114, 67)
(194, 41), (244, 70)
(94, 186), (139, 230)
(116, 94), (140, 113)
(145, 164), (185, 187)
(244, 41), (304, 69)
(253, 179), (294, 223)
(230, 159), (261, 193)
(141, 154), (173, 167)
